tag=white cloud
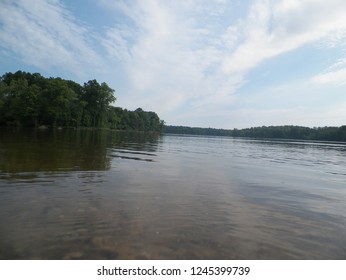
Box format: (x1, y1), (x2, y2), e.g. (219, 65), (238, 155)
(312, 57), (346, 86)
(2, 0), (346, 127)
(222, 0), (346, 76)
(0, 0), (105, 78)
(100, 0), (346, 119)
(102, 25), (133, 62)
(101, 0), (242, 112)
(313, 68), (346, 86)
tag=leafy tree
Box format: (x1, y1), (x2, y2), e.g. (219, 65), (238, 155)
(39, 78), (77, 126)
(0, 71), (164, 132)
(5, 78), (30, 125)
(164, 125), (346, 141)
(0, 81), (8, 125)
(82, 80), (116, 127)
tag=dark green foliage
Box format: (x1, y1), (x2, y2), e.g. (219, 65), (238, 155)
(164, 125), (346, 142)
(82, 80), (116, 127)
(0, 71), (164, 132)
(107, 107), (164, 132)
(164, 125), (231, 136)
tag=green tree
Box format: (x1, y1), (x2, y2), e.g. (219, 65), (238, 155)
(40, 78), (77, 126)
(4, 78), (30, 125)
(82, 80), (116, 127)
(0, 71), (165, 131)
(0, 81), (8, 124)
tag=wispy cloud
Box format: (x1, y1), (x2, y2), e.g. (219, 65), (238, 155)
(100, 0), (346, 124)
(1, 0), (346, 127)
(0, 0), (105, 78)
(312, 58), (346, 86)
(100, 0), (240, 113)
(222, 0), (346, 76)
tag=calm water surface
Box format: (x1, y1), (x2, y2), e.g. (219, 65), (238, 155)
(0, 128), (345, 259)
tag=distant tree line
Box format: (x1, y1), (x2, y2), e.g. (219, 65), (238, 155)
(164, 125), (346, 142)
(0, 71), (164, 132)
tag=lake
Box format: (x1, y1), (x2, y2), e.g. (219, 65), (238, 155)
(0, 128), (345, 259)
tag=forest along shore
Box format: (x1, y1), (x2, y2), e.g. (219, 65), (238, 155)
(0, 71), (164, 132)
(164, 125), (346, 142)
(2, 71), (346, 142)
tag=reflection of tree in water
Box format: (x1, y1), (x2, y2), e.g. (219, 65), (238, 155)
(0, 128), (160, 173)
(0, 128), (162, 260)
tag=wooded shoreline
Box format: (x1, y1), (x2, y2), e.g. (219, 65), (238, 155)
(164, 125), (346, 142)
(0, 71), (164, 132)
(1, 71), (345, 142)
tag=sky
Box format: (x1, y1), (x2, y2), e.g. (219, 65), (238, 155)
(1, 0), (346, 129)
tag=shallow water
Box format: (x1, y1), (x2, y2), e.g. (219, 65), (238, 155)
(0, 128), (345, 259)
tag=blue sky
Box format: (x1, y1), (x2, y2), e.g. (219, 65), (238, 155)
(1, 0), (346, 129)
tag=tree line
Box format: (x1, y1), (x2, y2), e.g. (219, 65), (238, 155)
(0, 71), (164, 132)
(164, 125), (346, 142)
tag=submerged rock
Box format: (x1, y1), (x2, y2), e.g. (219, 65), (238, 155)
(91, 237), (118, 249)
(63, 251), (83, 260)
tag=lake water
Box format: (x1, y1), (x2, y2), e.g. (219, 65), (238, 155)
(0, 128), (345, 259)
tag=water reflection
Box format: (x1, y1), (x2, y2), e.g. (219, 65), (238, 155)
(1, 130), (346, 259)
(0, 128), (160, 173)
